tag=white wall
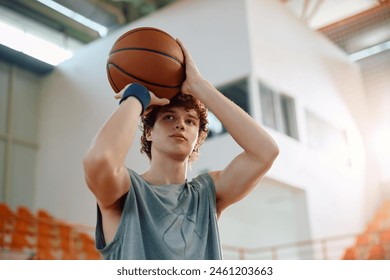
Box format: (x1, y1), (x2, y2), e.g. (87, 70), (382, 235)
(360, 49), (390, 183)
(246, 0), (368, 239)
(35, 0), (371, 256)
(359, 49), (390, 208)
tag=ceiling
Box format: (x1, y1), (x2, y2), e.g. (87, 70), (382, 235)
(319, 1), (390, 55)
(0, 0), (389, 74)
(0, 0), (177, 44)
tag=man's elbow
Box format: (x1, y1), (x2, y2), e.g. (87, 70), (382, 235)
(271, 143), (280, 161)
(263, 141), (280, 165)
(260, 145), (279, 173)
(83, 150), (102, 175)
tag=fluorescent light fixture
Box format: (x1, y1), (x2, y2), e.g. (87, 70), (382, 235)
(349, 40), (390, 61)
(36, 0), (108, 37)
(0, 21), (72, 65)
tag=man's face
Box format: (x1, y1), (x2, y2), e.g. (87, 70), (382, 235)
(147, 106), (200, 161)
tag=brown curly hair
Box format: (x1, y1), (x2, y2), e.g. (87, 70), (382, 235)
(140, 93), (208, 163)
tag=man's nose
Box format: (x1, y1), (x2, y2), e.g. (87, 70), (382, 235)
(175, 118), (185, 130)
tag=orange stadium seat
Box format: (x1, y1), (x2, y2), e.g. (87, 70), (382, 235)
(342, 247), (358, 260)
(2, 204), (98, 260)
(9, 232), (34, 251)
(367, 244), (385, 260)
(0, 203), (15, 232)
(36, 209), (53, 220)
(355, 233), (372, 246)
(380, 229), (390, 242)
(14, 206), (36, 235)
(33, 247), (57, 260)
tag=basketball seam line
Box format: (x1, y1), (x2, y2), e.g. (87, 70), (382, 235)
(109, 47), (183, 65)
(107, 67), (120, 92)
(107, 64), (182, 88)
(116, 28), (173, 44)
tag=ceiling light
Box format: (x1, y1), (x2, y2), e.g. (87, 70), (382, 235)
(0, 21), (72, 65)
(349, 40), (390, 61)
(36, 0), (108, 37)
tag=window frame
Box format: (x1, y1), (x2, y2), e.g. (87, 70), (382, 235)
(258, 80), (299, 140)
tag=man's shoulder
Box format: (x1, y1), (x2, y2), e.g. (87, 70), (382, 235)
(189, 172), (216, 190)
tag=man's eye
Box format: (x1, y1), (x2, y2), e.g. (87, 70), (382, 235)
(186, 120), (194, 125)
(164, 115), (174, 120)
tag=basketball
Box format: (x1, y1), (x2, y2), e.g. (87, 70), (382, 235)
(106, 27), (185, 99)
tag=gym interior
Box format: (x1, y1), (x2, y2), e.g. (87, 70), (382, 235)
(0, 0), (389, 260)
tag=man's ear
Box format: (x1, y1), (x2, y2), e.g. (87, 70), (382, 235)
(146, 129), (152, 141)
(193, 142), (199, 153)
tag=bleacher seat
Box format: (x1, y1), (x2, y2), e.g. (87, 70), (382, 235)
(342, 200), (390, 260)
(1, 203), (101, 260)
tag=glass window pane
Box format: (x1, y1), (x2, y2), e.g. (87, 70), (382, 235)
(280, 94), (299, 140)
(207, 111), (225, 138)
(219, 79), (250, 114)
(259, 82), (277, 129)
(207, 78), (249, 139)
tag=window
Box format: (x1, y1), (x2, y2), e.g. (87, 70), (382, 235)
(280, 94), (298, 139)
(207, 78), (250, 139)
(259, 83), (277, 129)
(259, 81), (299, 140)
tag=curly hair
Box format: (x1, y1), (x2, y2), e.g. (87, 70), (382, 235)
(140, 93), (208, 163)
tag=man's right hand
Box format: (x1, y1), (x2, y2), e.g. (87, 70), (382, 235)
(114, 83), (170, 115)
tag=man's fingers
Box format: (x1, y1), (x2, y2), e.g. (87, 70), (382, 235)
(154, 98), (170, 106)
(143, 107), (153, 116)
(177, 38), (191, 59)
(114, 84), (170, 107)
(115, 83), (132, 99)
(149, 90), (170, 106)
(142, 97), (170, 116)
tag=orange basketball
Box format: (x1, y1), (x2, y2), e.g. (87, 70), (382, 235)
(106, 27), (185, 99)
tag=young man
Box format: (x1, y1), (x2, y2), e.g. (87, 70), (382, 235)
(83, 39), (279, 260)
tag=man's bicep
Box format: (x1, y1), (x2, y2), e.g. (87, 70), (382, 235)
(210, 152), (271, 212)
(85, 165), (131, 210)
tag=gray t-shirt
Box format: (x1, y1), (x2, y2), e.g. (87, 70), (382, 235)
(95, 168), (222, 260)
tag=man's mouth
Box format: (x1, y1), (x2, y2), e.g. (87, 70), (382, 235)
(170, 134), (187, 141)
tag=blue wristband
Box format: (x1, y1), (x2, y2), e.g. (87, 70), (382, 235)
(119, 83), (151, 114)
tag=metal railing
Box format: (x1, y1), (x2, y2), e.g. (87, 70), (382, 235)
(222, 228), (390, 260)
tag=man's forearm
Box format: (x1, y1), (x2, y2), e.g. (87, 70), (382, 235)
(85, 97), (143, 168)
(190, 79), (279, 163)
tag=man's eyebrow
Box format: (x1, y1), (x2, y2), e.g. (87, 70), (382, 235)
(186, 112), (199, 120)
(160, 108), (199, 119)
(161, 109), (176, 114)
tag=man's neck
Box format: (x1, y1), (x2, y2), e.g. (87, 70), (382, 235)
(142, 156), (188, 185)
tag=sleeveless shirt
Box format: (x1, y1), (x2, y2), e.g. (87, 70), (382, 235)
(95, 168), (222, 260)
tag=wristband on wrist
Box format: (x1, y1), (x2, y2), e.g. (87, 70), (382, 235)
(119, 83), (151, 114)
